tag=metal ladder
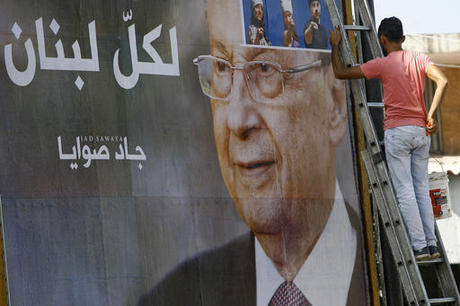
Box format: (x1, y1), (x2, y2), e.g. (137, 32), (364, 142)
(324, 0), (460, 304)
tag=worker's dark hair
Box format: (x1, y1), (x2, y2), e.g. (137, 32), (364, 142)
(308, 0), (320, 5)
(378, 17), (403, 42)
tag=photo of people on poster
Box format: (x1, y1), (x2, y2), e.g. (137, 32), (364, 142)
(243, 0), (334, 49)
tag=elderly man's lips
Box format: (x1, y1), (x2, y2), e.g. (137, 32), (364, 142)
(236, 160), (275, 176)
(244, 160), (275, 169)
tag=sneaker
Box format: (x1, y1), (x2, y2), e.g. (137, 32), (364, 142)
(414, 247), (430, 261)
(429, 245), (441, 259)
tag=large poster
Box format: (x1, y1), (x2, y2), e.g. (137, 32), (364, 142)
(0, 0), (368, 305)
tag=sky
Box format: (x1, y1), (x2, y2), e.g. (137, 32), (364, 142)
(374, 0), (460, 35)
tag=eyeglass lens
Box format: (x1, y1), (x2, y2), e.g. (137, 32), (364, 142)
(197, 58), (284, 103)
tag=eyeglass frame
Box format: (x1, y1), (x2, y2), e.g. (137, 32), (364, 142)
(192, 55), (323, 103)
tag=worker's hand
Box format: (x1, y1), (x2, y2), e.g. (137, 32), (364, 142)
(426, 117), (438, 134)
(329, 25), (341, 47)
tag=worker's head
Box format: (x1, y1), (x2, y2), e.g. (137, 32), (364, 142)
(196, 0), (348, 253)
(378, 17), (405, 52)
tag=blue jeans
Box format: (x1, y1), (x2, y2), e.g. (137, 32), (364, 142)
(384, 126), (436, 251)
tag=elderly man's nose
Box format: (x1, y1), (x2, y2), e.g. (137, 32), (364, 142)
(228, 105), (263, 139)
(227, 72), (262, 138)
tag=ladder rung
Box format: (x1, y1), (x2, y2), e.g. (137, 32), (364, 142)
(417, 258), (444, 266)
(343, 25), (371, 31)
(367, 102), (384, 107)
(429, 297), (457, 304)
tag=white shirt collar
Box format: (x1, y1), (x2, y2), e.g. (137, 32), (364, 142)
(255, 181), (357, 306)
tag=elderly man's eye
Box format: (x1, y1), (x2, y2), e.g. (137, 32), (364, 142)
(216, 61), (229, 73)
(254, 63), (276, 77)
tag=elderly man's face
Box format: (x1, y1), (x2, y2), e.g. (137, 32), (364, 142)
(206, 0), (346, 237)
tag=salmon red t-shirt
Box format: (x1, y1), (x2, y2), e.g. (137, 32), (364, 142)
(360, 50), (433, 130)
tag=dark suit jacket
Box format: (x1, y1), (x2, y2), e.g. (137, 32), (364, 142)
(304, 21), (329, 49)
(138, 204), (367, 306)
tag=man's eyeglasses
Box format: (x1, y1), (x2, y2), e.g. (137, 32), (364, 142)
(193, 55), (322, 104)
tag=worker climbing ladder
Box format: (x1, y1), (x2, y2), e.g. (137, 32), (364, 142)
(324, 0), (460, 304)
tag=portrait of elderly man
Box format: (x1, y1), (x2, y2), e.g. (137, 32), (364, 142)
(138, 0), (367, 305)
(248, 0), (271, 46)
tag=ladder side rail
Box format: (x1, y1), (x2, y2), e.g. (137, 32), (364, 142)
(324, 0), (383, 161)
(351, 0), (372, 111)
(362, 150), (428, 305)
(354, 0), (386, 114)
(349, 80), (381, 155)
(372, 191), (388, 305)
(433, 225), (460, 303)
(356, 0), (383, 59)
(373, 159), (432, 304)
(356, 0), (387, 120)
(324, 0), (357, 66)
(353, 0), (367, 65)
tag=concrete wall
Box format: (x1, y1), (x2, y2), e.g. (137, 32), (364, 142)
(404, 33), (460, 53)
(438, 67), (460, 154)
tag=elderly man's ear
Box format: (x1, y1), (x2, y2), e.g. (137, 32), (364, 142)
(326, 65), (347, 146)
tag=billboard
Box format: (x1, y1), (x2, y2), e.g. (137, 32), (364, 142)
(0, 0), (368, 305)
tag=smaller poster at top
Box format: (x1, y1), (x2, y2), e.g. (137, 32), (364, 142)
(242, 0), (334, 50)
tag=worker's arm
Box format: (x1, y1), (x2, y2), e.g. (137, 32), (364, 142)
(330, 26), (365, 79)
(426, 64), (448, 133)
